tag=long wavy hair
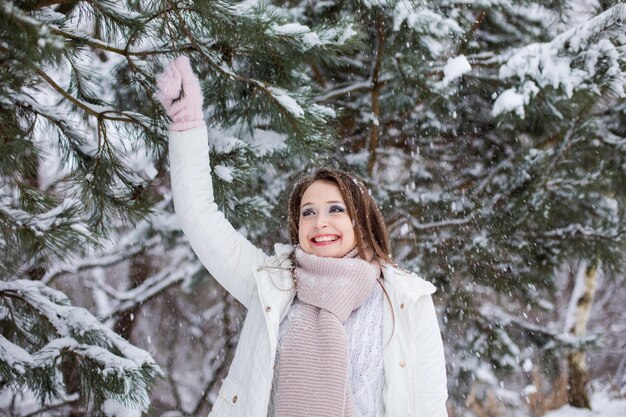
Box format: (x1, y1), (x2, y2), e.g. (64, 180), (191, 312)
(287, 167), (393, 265)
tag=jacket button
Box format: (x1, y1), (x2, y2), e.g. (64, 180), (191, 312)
(400, 303), (405, 309)
(399, 360), (406, 368)
(265, 306), (272, 312)
(232, 395), (238, 404)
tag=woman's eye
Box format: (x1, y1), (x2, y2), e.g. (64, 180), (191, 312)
(330, 205), (346, 213)
(301, 208), (315, 217)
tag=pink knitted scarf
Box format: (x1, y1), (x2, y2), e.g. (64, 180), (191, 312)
(275, 246), (380, 417)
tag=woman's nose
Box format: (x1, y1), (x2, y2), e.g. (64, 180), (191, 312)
(315, 213), (328, 228)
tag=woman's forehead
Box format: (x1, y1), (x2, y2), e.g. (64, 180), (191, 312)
(300, 180), (344, 205)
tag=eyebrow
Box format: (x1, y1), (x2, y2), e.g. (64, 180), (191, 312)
(300, 200), (346, 208)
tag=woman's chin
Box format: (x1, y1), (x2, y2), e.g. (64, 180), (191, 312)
(309, 246), (347, 258)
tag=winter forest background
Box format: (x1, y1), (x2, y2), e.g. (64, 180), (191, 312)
(1, 0), (625, 416)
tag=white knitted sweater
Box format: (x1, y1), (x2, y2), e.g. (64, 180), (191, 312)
(268, 284), (385, 417)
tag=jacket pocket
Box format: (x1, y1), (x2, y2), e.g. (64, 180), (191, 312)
(209, 376), (245, 417)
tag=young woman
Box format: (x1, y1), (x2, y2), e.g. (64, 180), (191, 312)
(158, 57), (448, 417)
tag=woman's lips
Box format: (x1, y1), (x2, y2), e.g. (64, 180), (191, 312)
(310, 235), (341, 246)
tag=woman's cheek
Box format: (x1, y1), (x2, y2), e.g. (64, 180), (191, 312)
(298, 223), (309, 247)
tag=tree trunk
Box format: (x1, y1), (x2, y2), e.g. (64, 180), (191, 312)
(565, 260), (598, 409)
(113, 253), (151, 340)
(567, 350), (590, 408)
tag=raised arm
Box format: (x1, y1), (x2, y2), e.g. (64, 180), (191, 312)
(159, 57), (267, 308)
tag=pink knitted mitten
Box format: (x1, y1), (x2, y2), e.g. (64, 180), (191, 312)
(156, 56), (205, 131)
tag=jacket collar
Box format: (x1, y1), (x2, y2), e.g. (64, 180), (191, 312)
(381, 263), (436, 303)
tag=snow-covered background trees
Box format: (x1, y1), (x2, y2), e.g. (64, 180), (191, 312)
(1, 0), (625, 416)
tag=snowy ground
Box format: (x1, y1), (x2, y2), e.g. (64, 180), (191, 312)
(544, 392), (626, 417)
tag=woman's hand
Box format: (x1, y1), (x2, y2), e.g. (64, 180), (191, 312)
(156, 56), (205, 131)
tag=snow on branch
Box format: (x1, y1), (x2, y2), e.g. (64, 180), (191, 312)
(478, 304), (598, 350)
(410, 214), (474, 230)
(521, 224), (626, 241)
(33, 65), (153, 128)
(165, 0), (339, 133)
(44, 20), (193, 57)
(41, 198), (183, 286)
(0, 279), (161, 410)
(315, 77), (393, 102)
(493, 3), (626, 118)
(0, 193), (93, 275)
(1, 280), (158, 367)
(0, 196), (88, 240)
(266, 22), (357, 52)
(0, 334), (33, 376)
(266, 86), (305, 118)
(392, 2), (463, 37)
(98, 253), (203, 319)
(41, 235), (164, 284)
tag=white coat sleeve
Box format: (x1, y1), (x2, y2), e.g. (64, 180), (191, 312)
(168, 126), (267, 308)
(415, 295), (448, 417)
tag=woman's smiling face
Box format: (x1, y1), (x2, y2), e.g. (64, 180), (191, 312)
(298, 180), (356, 258)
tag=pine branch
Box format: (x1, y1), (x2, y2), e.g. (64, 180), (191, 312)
(48, 23), (193, 57)
(474, 156), (516, 194)
(165, 0), (322, 137)
(458, 10), (487, 55)
(33, 66), (132, 122)
(315, 79), (373, 102)
(505, 120), (582, 233)
(0, 280), (161, 411)
(410, 215), (475, 231)
(521, 225), (626, 241)
(21, 397), (79, 417)
(1, 191), (93, 278)
(479, 303), (599, 350)
(99, 259), (201, 319)
(544, 119), (580, 175)
(41, 235), (164, 284)
(90, 250), (185, 302)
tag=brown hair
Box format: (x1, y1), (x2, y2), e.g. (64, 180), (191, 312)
(287, 167), (393, 265)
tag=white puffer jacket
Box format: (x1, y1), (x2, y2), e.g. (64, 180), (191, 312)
(169, 127), (448, 417)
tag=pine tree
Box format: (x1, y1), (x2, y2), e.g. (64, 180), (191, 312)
(1, 0), (357, 414)
(272, 0), (626, 411)
(489, 4), (625, 407)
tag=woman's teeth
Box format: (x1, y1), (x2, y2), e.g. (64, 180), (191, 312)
(313, 236), (338, 243)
